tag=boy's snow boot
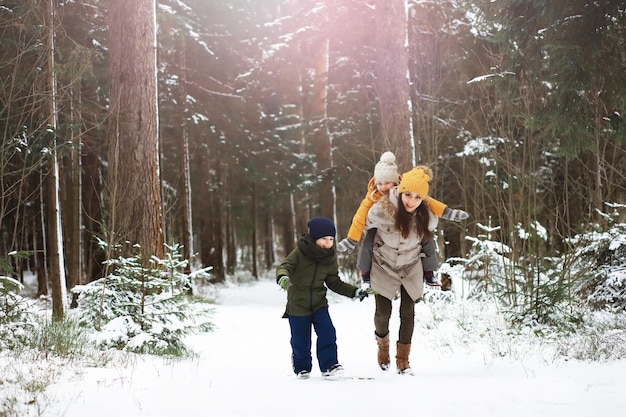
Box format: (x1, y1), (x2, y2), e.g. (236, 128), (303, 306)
(296, 370), (310, 379)
(322, 364), (344, 377)
(396, 342), (413, 375)
(375, 332), (390, 370)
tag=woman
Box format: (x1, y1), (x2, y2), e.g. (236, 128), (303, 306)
(365, 166), (439, 375)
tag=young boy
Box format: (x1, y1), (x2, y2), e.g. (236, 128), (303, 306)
(337, 152), (469, 286)
(276, 217), (372, 379)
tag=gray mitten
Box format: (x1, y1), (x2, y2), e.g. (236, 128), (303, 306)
(336, 238), (357, 253)
(442, 207), (469, 222)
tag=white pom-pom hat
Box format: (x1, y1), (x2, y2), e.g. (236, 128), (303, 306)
(373, 151), (400, 183)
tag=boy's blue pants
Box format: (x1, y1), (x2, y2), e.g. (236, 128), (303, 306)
(288, 307), (338, 374)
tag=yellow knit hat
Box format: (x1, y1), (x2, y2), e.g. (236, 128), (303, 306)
(398, 166), (433, 198)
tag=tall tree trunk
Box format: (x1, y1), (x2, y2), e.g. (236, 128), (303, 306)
(45, 0), (67, 320)
(251, 182), (258, 279)
(201, 149), (225, 282)
(197, 147), (212, 273)
(263, 204), (274, 270)
(301, 4), (333, 219)
(63, 86), (83, 297)
(82, 119), (106, 282)
(282, 196), (296, 255)
(34, 191), (48, 297)
(285, 0), (316, 231)
(224, 165), (235, 276)
(592, 90), (605, 225)
(176, 34), (193, 273)
(210, 170), (225, 281)
(306, 36), (333, 219)
(107, 0), (164, 263)
(374, 0), (413, 169)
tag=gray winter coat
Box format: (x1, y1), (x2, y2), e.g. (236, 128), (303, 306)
(365, 188), (438, 301)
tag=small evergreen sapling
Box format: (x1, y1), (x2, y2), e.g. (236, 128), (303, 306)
(73, 242), (214, 356)
(0, 276), (37, 351)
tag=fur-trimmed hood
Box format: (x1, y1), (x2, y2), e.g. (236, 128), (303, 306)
(377, 191), (399, 220)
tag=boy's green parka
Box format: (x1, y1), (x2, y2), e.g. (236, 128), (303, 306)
(276, 234), (359, 317)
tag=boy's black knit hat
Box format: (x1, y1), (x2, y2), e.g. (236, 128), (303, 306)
(307, 217), (336, 240)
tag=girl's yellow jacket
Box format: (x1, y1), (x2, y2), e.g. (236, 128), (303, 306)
(346, 177), (446, 242)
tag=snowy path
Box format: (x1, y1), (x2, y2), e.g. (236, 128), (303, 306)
(50, 279), (626, 417)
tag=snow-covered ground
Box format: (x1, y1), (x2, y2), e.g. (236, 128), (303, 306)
(33, 278), (625, 417)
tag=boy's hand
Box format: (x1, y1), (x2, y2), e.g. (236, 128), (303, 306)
(278, 276), (291, 290)
(355, 287), (376, 301)
(336, 238), (357, 253)
(442, 207), (469, 222)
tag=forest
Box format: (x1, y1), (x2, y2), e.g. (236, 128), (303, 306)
(1, 0), (626, 321)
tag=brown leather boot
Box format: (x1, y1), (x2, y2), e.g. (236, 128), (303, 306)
(375, 333), (390, 370)
(396, 342), (413, 375)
